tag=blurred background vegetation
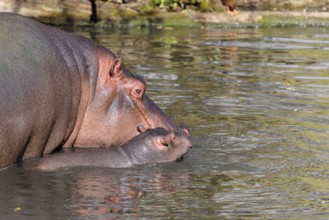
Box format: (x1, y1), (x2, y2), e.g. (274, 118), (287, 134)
(1, 0), (329, 25)
(144, 0), (329, 12)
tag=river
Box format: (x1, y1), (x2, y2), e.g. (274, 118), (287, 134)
(1, 25), (329, 219)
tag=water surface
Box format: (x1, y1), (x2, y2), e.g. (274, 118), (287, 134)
(2, 26), (329, 219)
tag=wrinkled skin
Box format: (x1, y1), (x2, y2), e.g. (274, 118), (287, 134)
(34, 127), (192, 171)
(0, 13), (189, 169)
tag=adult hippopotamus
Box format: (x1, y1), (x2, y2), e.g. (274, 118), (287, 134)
(33, 127), (192, 171)
(0, 13), (190, 169)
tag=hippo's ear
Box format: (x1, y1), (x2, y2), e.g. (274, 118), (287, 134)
(109, 58), (123, 78)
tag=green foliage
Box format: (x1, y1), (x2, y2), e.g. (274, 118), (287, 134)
(151, 0), (178, 10)
(147, 0), (211, 12)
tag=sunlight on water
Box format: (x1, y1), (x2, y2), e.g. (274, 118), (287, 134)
(2, 26), (329, 219)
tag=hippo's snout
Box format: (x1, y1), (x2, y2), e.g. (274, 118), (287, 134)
(178, 124), (191, 137)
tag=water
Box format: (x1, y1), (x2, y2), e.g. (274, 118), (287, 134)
(2, 25), (329, 219)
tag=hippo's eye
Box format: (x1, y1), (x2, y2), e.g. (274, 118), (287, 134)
(135, 89), (142, 95)
(132, 87), (144, 101)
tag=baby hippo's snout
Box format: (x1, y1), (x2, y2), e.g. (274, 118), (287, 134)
(135, 126), (192, 162)
(163, 129), (192, 161)
(173, 130), (192, 150)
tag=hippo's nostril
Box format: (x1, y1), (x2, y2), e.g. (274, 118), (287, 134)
(137, 125), (147, 133)
(178, 124), (190, 136)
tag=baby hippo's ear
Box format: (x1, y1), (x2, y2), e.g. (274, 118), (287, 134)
(160, 133), (175, 147)
(109, 58), (123, 78)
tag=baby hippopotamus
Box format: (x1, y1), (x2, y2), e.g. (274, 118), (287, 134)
(34, 127), (192, 171)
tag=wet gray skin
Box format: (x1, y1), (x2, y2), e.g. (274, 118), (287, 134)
(34, 127), (192, 171)
(0, 13), (188, 169)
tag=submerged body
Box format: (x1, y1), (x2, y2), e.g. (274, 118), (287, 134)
(34, 128), (192, 171)
(0, 13), (189, 169)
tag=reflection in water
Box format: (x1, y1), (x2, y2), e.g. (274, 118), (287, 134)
(65, 167), (191, 218)
(69, 170), (145, 218)
(2, 26), (329, 219)
(1, 164), (191, 219)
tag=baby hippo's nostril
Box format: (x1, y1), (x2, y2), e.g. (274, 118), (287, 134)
(180, 135), (192, 150)
(186, 141), (192, 150)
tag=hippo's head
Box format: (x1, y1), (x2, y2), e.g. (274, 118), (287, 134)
(123, 126), (192, 165)
(73, 46), (189, 148)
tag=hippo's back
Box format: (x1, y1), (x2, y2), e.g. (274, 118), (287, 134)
(0, 13), (90, 168)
